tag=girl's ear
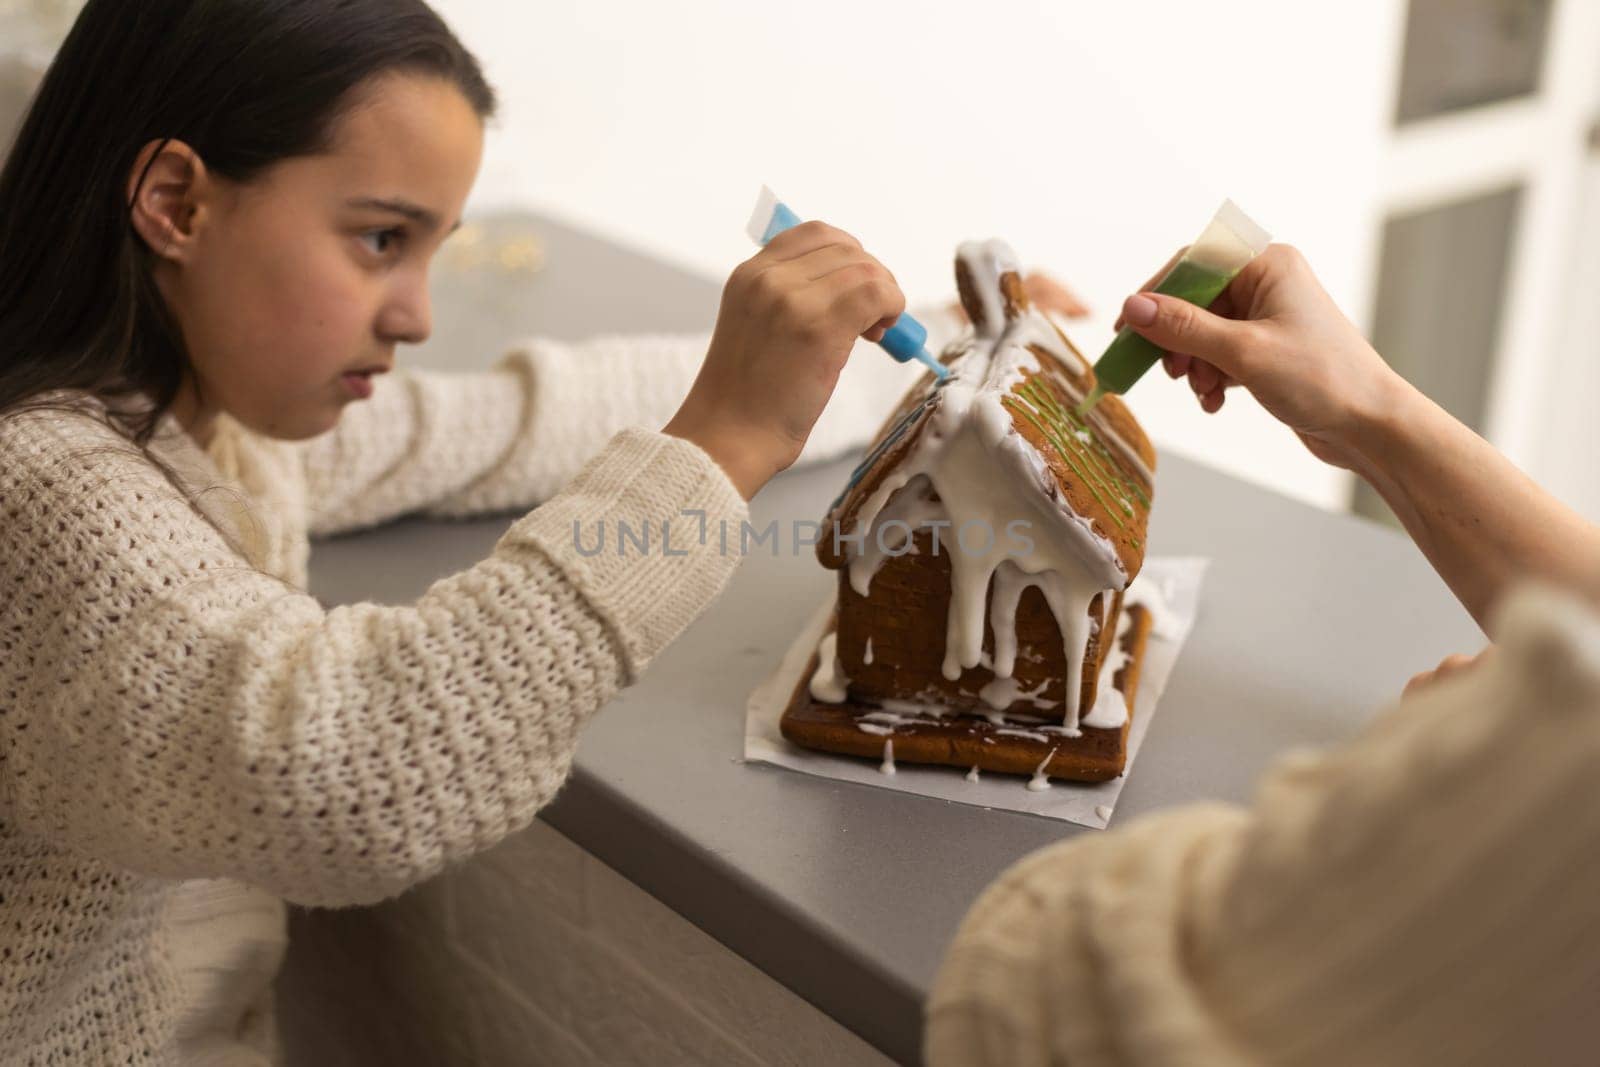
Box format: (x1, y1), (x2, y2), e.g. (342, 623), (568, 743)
(127, 138), (211, 262)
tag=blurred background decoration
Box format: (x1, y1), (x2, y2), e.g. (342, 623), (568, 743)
(0, 0), (75, 150)
(5, 0), (1600, 525)
(0, 0), (79, 42)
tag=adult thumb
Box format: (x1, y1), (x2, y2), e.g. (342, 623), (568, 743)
(1121, 292), (1248, 374)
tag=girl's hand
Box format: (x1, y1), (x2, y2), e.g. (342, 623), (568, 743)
(947, 270), (1091, 323)
(1114, 244), (1410, 472)
(664, 221), (906, 499)
(1402, 648), (1492, 700)
(1020, 271), (1092, 319)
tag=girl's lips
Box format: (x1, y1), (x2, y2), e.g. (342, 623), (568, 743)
(340, 371), (375, 399)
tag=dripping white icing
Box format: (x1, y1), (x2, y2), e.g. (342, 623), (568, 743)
(1074, 579), (1181, 732)
(857, 722), (894, 737)
(1080, 687), (1128, 731)
(878, 698), (955, 718)
(1130, 579), (1181, 641)
(1026, 746), (1059, 792)
(879, 739), (896, 776)
(808, 632), (849, 703)
(1095, 804), (1114, 821)
(863, 636), (874, 665)
(846, 473), (947, 598)
(1081, 608), (1135, 731)
(994, 727), (1050, 742)
(977, 669), (1057, 712)
(965, 765), (981, 783)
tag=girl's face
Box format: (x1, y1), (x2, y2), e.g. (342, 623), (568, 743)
(140, 73), (486, 444)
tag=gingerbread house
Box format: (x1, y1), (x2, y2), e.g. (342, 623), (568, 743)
(781, 240), (1157, 782)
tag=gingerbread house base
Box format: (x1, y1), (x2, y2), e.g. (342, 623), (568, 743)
(780, 605), (1153, 783)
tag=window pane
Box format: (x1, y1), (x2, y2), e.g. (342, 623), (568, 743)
(1395, 0), (1552, 124)
(1353, 184), (1523, 524)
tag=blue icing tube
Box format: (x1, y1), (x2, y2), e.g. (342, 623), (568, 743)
(745, 185), (948, 381)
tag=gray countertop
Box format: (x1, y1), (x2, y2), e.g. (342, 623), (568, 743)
(308, 212), (1485, 1064)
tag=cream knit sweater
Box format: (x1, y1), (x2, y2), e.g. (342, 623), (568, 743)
(927, 581), (1600, 1066)
(0, 323), (936, 1065)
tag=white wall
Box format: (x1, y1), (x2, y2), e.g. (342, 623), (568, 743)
(1516, 5), (1600, 523)
(1534, 153), (1600, 520)
(437, 0), (1407, 511)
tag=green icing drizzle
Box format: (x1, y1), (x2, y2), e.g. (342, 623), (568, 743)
(1005, 374), (1153, 538)
(1021, 380), (1152, 509)
(1005, 397), (1126, 528)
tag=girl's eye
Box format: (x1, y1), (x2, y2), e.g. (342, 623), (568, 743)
(360, 228), (405, 257)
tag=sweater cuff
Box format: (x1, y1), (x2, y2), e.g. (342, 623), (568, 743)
(497, 426), (750, 681)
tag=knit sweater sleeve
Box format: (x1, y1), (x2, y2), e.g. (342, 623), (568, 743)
(0, 409), (747, 908)
(297, 308), (966, 537)
(297, 334), (709, 535)
(926, 584), (1600, 1067)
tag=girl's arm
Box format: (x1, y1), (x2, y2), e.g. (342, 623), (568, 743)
(295, 304), (966, 537)
(2, 218), (905, 908)
(927, 583), (1600, 1065)
(1115, 244), (1600, 632)
(295, 334), (708, 535)
(1, 407), (745, 907)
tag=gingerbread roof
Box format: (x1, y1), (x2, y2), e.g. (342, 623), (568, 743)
(816, 240), (1156, 592)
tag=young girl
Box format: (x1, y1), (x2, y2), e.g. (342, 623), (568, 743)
(0, 0), (960, 1060)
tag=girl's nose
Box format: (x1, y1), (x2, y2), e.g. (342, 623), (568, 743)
(378, 282), (432, 345)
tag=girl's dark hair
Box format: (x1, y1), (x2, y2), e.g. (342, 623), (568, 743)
(0, 0), (495, 447)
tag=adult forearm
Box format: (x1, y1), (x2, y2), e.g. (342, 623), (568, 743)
(1348, 375), (1600, 631)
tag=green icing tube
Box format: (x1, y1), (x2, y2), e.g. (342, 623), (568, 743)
(1080, 199), (1270, 414)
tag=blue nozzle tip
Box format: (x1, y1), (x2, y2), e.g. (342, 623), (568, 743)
(913, 348), (949, 380)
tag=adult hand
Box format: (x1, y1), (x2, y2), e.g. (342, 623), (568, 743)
(1114, 244), (1408, 472)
